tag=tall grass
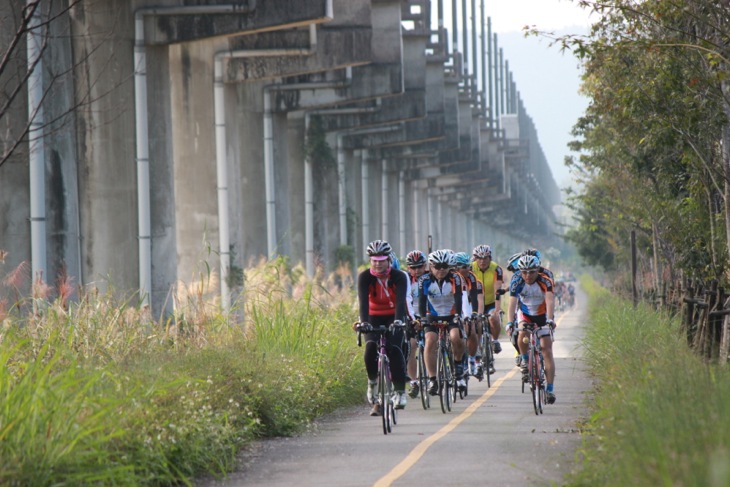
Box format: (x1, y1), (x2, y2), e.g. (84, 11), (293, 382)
(568, 276), (730, 487)
(0, 257), (361, 485)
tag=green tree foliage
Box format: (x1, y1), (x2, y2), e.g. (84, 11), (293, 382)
(563, 0), (730, 283)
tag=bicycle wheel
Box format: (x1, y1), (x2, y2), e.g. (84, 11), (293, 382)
(417, 345), (430, 410)
(437, 340), (448, 414)
(387, 377), (396, 429)
(444, 348), (453, 411)
(538, 352), (547, 414)
(457, 354), (467, 400)
(379, 355), (389, 434)
(530, 349), (540, 415)
(483, 332), (494, 389)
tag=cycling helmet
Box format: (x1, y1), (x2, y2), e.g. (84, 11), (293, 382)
(389, 251), (401, 271)
(441, 249), (455, 267)
(428, 249), (452, 267)
(524, 248), (542, 260)
(506, 251), (523, 272)
(405, 250), (427, 267)
(517, 254), (540, 271)
(472, 244), (492, 259)
(366, 239), (392, 258)
(453, 252), (471, 268)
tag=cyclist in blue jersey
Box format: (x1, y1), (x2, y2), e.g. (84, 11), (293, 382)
(405, 250), (429, 398)
(417, 250), (465, 395)
(507, 254), (557, 404)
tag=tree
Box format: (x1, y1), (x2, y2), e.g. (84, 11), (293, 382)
(561, 0), (730, 287)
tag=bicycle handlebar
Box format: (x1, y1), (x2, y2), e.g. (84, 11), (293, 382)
(354, 320), (407, 335)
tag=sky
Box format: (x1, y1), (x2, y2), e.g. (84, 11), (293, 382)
(443, 0), (595, 189)
(487, 1), (594, 188)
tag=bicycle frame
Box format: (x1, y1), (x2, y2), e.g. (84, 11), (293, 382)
(431, 320), (454, 414)
(522, 324), (547, 415)
(478, 314), (493, 388)
(414, 328), (430, 410)
(356, 321), (405, 434)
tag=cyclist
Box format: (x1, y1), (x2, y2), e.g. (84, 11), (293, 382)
(417, 249), (466, 395)
(506, 254), (557, 404)
(470, 244), (505, 368)
(355, 240), (409, 416)
(453, 252), (484, 378)
(567, 282), (576, 307)
(506, 248), (554, 280)
(404, 250), (429, 398)
(554, 280), (566, 311)
(506, 248), (554, 363)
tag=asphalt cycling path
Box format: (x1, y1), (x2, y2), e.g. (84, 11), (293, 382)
(199, 286), (591, 487)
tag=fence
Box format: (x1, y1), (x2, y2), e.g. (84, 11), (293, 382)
(680, 279), (730, 364)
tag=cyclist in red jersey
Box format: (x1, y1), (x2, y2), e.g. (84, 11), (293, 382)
(355, 240), (409, 416)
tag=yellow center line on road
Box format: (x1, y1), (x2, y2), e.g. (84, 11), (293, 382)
(373, 367), (518, 487)
(374, 311), (570, 487)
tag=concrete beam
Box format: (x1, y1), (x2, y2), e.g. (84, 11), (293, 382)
(144, 0), (333, 45)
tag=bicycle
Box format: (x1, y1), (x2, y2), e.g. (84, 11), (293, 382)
(430, 319), (455, 414)
(520, 322), (551, 415)
(412, 325), (430, 410)
(356, 320), (406, 434)
(477, 314), (494, 388)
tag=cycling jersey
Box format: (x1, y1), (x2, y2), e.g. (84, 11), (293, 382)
(417, 271), (463, 318)
(459, 270), (483, 317)
(407, 270), (429, 319)
(471, 260), (503, 306)
(357, 268), (408, 323)
(509, 272), (554, 317)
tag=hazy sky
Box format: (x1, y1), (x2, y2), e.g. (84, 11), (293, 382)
(442, 0), (594, 190)
(487, 1), (594, 189)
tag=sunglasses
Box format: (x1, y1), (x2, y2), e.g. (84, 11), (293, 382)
(408, 265), (424, 270)
(433, 264), (450, 270)
(521, 269), (538, 275)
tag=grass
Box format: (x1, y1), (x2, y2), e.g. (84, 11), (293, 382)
(0, 257), (362, 486)
(568, 276), (730, 487)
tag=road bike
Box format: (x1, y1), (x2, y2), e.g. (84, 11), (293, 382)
(477, 313), (494, 388)
(430, 320), (455, 414)
(356, 320), (406, 434)
(520, 323), (550, 415)
(413, 326), (430, 410)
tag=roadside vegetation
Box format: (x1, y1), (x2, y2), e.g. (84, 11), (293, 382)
(556, 0), (730, 300)
(568, 276), (730, 487)
(0, 257), (361, 486)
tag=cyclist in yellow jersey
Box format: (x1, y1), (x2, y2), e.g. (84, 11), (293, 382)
(470, 245), (504, 362)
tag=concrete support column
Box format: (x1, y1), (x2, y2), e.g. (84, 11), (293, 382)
(427, 186), (435, 248)
(413, 184), (421, 253)
(362, 150), (370, 254)
(437, 198), (444, 248)
(381, 160), (388, 240)
(398, 171), (406, 254)
(27, 1), (46, 285)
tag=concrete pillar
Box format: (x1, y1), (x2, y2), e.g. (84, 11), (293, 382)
(381, 159), (389, 240)
(361, 150), (371, 255)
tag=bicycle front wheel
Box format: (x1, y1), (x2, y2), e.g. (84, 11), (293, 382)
(379, 356), (389, 434)
(530, 350), (540, 415)
(417, 345), (430, 410)
(437, 341), (447, 413)
(537, 353), (546, 414)
(443, 349), (453, 412)
(484, 333), (494, 388)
